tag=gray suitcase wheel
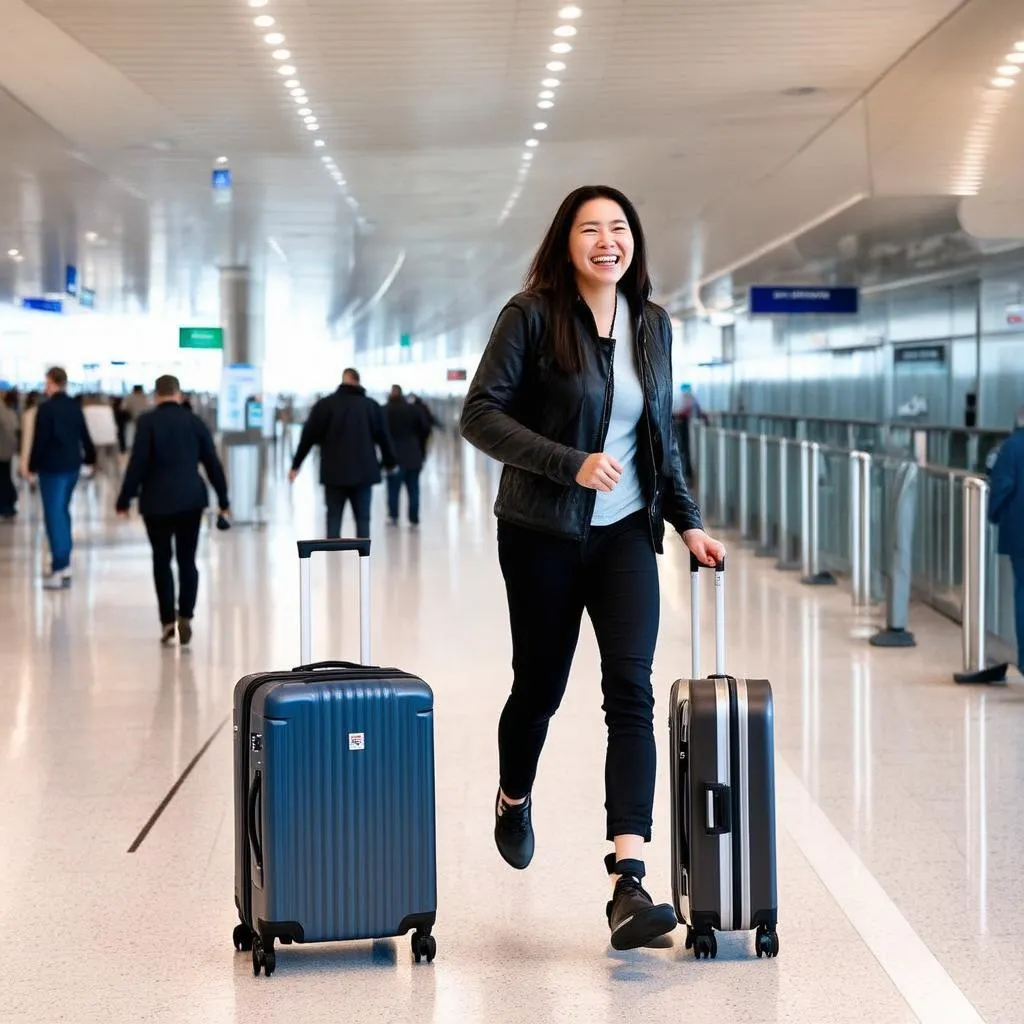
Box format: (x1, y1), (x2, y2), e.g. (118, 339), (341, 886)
(690, 929), (717, 960)
(756, 925), (779, 959)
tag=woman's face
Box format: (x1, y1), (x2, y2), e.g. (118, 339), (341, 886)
(568, 197), (634, 291)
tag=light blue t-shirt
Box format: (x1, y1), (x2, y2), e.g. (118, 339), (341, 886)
(591, 296), (646, 526)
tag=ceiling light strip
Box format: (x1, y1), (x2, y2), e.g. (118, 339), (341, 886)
(499, 3), (584, 225)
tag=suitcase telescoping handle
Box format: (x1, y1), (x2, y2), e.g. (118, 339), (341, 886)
(690, 552), (726, 679)
(297, 539), (371, 666)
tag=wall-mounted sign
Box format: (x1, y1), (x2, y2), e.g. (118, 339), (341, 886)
(179, 326), (224, 350)
(79, 288), (95, 309)
(21, 297), (63, 314)
(219, 363), (262, 432)
(749, 285), (859, 315)
(65, 265), (78, 297)
(212, 168), (232, 190)
(894, 344), (946, 366)
(400, 333), (411, 348)
(446, 368), (467, 381)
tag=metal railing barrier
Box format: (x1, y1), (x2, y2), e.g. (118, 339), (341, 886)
(954, 478), (1009, 684)
(870, 460), (919, 647)
(849, 451), (873, 608)
(800, 441), (836, 585)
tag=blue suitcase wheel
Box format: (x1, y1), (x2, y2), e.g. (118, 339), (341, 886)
(412, 931), (436, 964)
(233, 924), (253, 952)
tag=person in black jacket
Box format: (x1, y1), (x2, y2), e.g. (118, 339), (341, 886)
(28, 367), (96, 589)
(116, 375), (230, 646)
(289, 368), (396, 538)
(460, 185), (725, 951)
(384, 385), (432, 526)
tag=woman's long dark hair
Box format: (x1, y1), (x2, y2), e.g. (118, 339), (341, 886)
(524, 185), (652, 374)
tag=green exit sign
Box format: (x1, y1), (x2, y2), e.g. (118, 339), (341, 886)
(179, 327), (224, 350)
(400, 333), (411, 348)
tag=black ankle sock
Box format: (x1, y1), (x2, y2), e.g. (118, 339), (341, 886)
(604, 854), (646, 880)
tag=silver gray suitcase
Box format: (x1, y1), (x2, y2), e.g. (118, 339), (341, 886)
(669, 554), (780, 959)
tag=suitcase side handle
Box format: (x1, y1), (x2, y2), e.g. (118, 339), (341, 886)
(690, 556), (726, 678)
(248, 769), (264, 875)
(704, 781), (732, 835)
(297, 539), (372, 665)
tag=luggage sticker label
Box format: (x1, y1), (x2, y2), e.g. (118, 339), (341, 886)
(348, 733), (365, 751)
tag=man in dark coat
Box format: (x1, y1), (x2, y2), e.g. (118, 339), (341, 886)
(989, 406), (1024, 673)
(28, 366), (96, 589)
(116, 375), (230, 645)
(289, 368), (396, 538)
(384, 385), (432, 526)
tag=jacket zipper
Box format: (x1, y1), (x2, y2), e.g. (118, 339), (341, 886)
(637, 316), (660, 548)
(583, 336), (616, 542)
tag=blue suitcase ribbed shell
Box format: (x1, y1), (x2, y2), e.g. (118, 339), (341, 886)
(233, 666), (436, 947)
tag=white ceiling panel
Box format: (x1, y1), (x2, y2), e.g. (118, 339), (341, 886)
(0, 0), (992, 342)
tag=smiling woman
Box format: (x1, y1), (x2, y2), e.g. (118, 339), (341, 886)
(458, 184), (725, 952)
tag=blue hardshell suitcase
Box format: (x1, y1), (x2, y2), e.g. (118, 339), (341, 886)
(669, 556), (779, 960)
(232, 539), (437, 976)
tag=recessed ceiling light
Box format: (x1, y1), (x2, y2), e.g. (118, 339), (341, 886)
(547, 61), (566, 71)
(538, 99), (554, 109)
(284, 79), (300, 88)
(303, 115), (316, 123)
(539, 90), (555, 99)
(1015, 41), (1024, 51)
(542, 78), (560, 87)
(997, 65), (1020, 76)
(1006, 52), (1024, 64)
(264, 32), (284, 44)
(85, 231), (99, 242)
(321, 156), (332, 163)
(559, 4), (583, 16)
(277, 65), (296, 76)
(253, 15), (274, 27)
(533, 121), (548, 130)
(522, 152), (534, 161)
(216, 155), (229, 165)
(553, 25), (577, 37)
(550, 42), (572, 54)
(525, 138), (539, 147)
(272, 49), (291, 60)
(306, 123), (320, 131)
(248, 0), (269, 7)
(991, 76), (1016, 87)
(314, 139), (326, 147)
(293, 95), (307, 104)
(6, 248), (18, 257)
(291, 88), (306, 96)
(298, 107), (312, 115)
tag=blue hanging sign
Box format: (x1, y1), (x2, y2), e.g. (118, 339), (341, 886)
(212, 168), (232, 190)
(79, 288), (96, 309)
(749, 285), (859, 315)
(65, 265), (78, 297)
(21, 297), (63, 314)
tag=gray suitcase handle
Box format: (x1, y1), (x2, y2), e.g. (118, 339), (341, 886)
(690, 553), (726, 679)
(297, 539), (371, 666)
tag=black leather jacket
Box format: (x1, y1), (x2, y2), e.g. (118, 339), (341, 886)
(460, 291), (703, 552)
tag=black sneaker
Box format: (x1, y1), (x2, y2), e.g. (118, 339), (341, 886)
(177, 617), (193, 647)
(604, 855), (677, 950)
(494, 789), (534, 870)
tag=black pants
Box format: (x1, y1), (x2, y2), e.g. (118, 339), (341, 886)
(497, 509), (660, 841)
(0, 460), (16, 516)
(325, 485), (372, 538)
(143, 511), (204, 626)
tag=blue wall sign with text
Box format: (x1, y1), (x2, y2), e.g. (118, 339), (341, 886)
(749, 286), (859, 315)
(212, 168), (232, 190)
(22, 297), (63, 314)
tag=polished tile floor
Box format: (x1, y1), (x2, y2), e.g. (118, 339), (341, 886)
(1, 439), (1020, 1023)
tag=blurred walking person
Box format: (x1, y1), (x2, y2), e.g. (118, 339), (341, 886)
(384, 385), (432, 526)
(28, 368), (96, 589)
(116, 375), (231, 646)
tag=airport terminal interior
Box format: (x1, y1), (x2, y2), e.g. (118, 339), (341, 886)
(2, 1), (1024, 1022)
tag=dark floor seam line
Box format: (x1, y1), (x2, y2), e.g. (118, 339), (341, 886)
(127, 715), (229, 853)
